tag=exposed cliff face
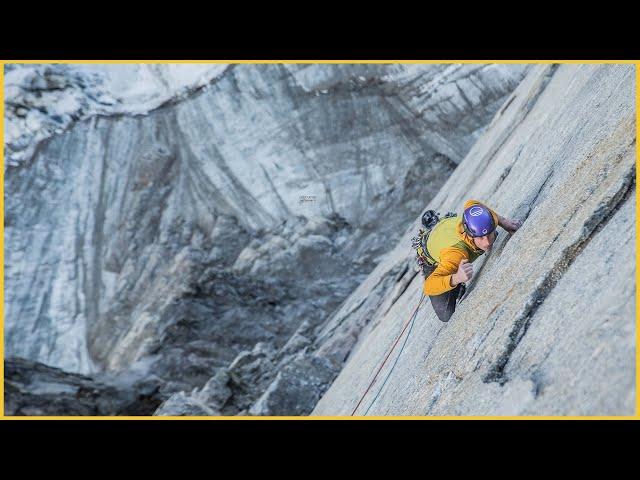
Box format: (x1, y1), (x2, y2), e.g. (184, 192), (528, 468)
(312, 64), (636, 416)
(4, 63), (530, 415)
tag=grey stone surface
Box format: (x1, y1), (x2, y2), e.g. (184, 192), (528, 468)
(5, 357), (162, 416)
(249, 354), (337, 416)
(153, 392), (218, 416)
(313, 64), (636, 416)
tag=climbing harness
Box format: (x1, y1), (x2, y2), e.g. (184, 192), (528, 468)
(351, 293), (425, 416)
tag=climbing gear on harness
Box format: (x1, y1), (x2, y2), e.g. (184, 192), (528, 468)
(351, 293), (426, 416)
(411, 227), (437, 275)
(412, 210), (483, 278)
(421, 209), (440, 229)
(412, 210), (456, 276)
(462, 204), (496, 238)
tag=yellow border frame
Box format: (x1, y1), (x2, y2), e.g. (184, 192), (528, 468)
(1, 59), (638, 420)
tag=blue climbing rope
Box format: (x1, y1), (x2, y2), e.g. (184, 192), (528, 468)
(363, 294), (423, 415)
(351, 293), (425, 416)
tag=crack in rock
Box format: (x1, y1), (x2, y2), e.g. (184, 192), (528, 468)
(483, 169), (635, 386)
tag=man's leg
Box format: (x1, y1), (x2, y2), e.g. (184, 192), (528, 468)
(423, 263), (461, 322)
(429, 287), (460, 322)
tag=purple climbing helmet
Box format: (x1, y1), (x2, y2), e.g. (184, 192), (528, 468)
(462, 204), (496, 238)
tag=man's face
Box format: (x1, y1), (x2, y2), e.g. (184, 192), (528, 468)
(473, 231), (497, 251)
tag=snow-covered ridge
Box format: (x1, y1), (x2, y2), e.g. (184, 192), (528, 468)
(4, 64), (229, 166)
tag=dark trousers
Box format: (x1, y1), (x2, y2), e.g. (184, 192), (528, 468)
(422, 263), (464, 323)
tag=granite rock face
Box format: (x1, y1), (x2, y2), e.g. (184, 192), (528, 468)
(4, 64), (529, 415)
(313, 64), (636, 416)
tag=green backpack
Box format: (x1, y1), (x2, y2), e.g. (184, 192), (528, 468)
(411, 210), (483, 277)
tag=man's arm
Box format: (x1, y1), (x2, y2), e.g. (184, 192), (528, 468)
(495, 212), (522, 234)
(423, 248), (467, 296)
(451, 259), (474, 287)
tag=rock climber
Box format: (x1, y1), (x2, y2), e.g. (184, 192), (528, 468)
(423, 199), (522, 322)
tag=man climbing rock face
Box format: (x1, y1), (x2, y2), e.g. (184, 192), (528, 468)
(422, 200), (522, 322)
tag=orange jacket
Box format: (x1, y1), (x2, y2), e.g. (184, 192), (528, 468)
(423, 199), (500, 296)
